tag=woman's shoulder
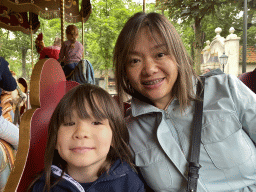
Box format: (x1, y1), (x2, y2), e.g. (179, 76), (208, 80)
(204, 70), (244, 89)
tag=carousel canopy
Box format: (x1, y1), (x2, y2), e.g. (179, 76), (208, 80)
(0, 0), (91, 34)
(0, 6), (40, 35)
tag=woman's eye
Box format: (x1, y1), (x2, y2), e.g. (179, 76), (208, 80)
(130, 58), (140, 64)
(63, 122), (75, 126)
(157, 53), (165, 58)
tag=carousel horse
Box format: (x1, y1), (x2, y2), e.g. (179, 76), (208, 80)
(0, 90), (13, 122)
(0, 90), (16, 191)
(0, 72), (27, 191)
(4, 71), (28, 126)
(12, 77), (28, 125)
(3, 58), (79, 192)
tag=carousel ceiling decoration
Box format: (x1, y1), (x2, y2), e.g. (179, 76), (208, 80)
(0, 0), (91, 34)
(0, 5), (40, 34)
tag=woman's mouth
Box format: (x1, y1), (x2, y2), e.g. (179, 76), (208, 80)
(142, 78), (165, 85)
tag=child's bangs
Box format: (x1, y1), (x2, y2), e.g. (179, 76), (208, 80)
(60, 86), (109, 123)
(75, 93), (108, 121)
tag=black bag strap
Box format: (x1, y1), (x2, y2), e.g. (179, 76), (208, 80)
(186, 76), (205, 192)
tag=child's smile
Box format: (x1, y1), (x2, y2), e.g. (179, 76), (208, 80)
(70, 147), (94, 154)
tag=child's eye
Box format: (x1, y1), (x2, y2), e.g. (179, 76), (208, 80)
(92, 121), (102, 125)
(63, 122), (75, 126)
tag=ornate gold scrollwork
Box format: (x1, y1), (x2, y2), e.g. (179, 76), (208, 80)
(65, 0), (76, 9)
(0, 10), (10, 20)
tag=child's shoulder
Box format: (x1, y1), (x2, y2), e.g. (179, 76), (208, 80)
(98, 159), (144, 191)
(30, 173), (46, 192)
(75, 41), (83, 47)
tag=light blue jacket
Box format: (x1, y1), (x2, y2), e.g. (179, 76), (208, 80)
(126, 72), (256, 192)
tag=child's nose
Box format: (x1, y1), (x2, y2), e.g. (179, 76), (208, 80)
(73, 125), (89, 139)
(142, 58), (158, 76)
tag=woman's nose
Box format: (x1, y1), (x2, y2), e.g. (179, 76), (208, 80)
(142, 58), (158, 76)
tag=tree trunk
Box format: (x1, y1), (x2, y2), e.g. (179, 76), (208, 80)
(104, 68), (109, 92)
(22, 48), (27, 79)
(194, 17), (203, 75)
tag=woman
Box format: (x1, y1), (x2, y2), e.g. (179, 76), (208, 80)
(114, 12), (256, 191)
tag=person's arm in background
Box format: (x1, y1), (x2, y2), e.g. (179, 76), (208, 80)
(58, 42), (65, 63)
(0, 57), (17, 91)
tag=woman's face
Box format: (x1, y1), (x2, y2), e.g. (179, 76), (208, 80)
(125, 28), (178, 109)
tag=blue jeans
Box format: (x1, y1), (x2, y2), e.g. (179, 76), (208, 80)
(63, 62), (78, 77)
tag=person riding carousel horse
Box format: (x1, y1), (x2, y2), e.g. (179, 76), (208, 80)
(0, 57), (19, 190)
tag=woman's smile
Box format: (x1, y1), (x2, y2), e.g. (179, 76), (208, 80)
(126, 27), (178, 109)
(141, 77), (165, 89)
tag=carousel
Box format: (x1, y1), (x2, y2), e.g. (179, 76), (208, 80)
(0, 0), (91, 191)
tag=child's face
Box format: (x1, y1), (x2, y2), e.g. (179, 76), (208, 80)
(66, 34), (77, 41)
(56, 109), (113, 178)
(125, 27), (178, 109)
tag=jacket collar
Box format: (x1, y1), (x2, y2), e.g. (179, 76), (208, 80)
(130, 98), (161, 117)
(50, 159), (130, 191)
(51, 165), (85, 192)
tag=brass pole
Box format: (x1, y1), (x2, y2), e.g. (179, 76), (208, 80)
(82, 17), (84, 59)
(60, 0), (65, 45)
(29, 12), (33, 69)
(242, 0), (247, 73)
(30, 25), (33, 69)
(143, 0), (146, 12)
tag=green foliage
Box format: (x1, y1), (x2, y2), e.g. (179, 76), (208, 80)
(0, 0), (151, 81)
(83, 0), (143, 74)
(155, 0), (256, 74)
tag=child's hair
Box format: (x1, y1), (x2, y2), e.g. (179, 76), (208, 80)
(29, 84), (134, 192)
(53, 37), (61, 47)
(66, 25), (79, 43)
(113, 12), (198, 112)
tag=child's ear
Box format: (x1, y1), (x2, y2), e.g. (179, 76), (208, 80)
(110, 139), (114, 148)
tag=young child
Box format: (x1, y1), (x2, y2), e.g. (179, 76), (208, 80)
(59, 25), (84, 77)
(30, 84), (144, 192)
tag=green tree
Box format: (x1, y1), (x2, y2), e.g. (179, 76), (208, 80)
(155, 0), (249, 74)
(83, 0), (143, 90)
(0, 29), (36, 80)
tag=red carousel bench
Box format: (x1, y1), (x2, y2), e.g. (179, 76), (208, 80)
(4, 58), (79, 192)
